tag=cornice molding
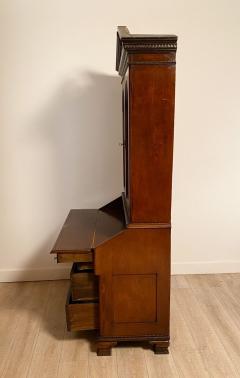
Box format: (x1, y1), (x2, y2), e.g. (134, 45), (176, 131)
(116, 26), (178, 77)
(124, 41), (177, 51)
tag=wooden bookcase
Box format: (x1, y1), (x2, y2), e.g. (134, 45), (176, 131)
(51, 26), (177, 356)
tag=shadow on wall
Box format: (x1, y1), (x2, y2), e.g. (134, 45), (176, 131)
(32, 70), (122, 210)
(12, 70), (122, 282)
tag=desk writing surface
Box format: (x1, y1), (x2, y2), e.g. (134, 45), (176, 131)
(51, 209), (97, 253)
(51, 197), (126, 255)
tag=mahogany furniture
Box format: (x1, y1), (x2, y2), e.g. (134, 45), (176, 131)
(51, 26), (177, 356)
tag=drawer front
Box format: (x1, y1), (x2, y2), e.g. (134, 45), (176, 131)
(70, 263), (98, 301)
(57, 252), (93, 263)
(66, 291), (99, 331)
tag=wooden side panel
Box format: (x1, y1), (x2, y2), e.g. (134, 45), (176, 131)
(129, 60), (176, 223)
(95, 228), (170, 338)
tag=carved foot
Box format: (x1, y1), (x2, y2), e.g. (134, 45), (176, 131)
(97, 341), (117, 356)
(149, 341), (169, 354)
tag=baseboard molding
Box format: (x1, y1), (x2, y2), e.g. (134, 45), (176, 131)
(0, 267), (70, 282)
(172, 260), (240, 275)
(0, 261), (239, 282)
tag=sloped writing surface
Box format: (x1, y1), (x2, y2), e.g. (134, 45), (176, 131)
(51, 197), (126, 256)
(94, 197), (125, 248)
(51, 209), (97, 253)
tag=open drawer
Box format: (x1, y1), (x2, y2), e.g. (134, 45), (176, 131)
(70, 263), (98, 301)
(66, 290), (99, 331)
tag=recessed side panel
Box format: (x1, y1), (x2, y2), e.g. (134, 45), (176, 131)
(113, 274), (157, 323)
(129, 59), (176, 223)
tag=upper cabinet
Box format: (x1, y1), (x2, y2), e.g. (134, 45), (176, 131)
(116, 26), (178, 225)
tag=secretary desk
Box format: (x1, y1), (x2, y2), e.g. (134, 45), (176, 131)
(51, 26), (177, 356)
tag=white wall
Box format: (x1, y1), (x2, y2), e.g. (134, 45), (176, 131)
(1, 0), (240, 281)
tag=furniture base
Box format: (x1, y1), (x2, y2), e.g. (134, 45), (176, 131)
(97, 342), (117, 356)
(96, 337), (169, 356)
(149, 340), (169, 354)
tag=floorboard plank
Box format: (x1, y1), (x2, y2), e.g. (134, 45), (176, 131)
(26, 281), (68, 378)
(144, 348), (179, 378)
(56, 331), (91, 378)
(172, 276), (238, 377)
(116, 346), (149, 378)
(1, 282), (51, 378)
(171, 289), (210, 378)
(88, 345), (118, 378)
(187, 274), (240, 374)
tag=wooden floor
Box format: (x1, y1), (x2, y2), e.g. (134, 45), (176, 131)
(0, 274), (239, 378)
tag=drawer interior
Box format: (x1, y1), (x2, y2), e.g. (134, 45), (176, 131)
(70, 263), (99, 302)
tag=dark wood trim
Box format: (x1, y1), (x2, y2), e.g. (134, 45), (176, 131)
(98, 335), (169, 342)
(96, 341), (117, 356)
(149, 340), (169, 354)
(127, 222), (171, 229)
(122, 192), (171, 229)
(121, 191), (130, 225)
(116, 26), (177, 77)
(129, 61), (176, 66)
(96, 336), (169, 356)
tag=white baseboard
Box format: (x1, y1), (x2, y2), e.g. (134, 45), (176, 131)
(172, 260), (240, 275)
(0, 261), (239, 282)
(0, 267), (70, 282)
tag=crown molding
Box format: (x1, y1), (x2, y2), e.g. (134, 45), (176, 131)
(116, 26), (178, 77)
